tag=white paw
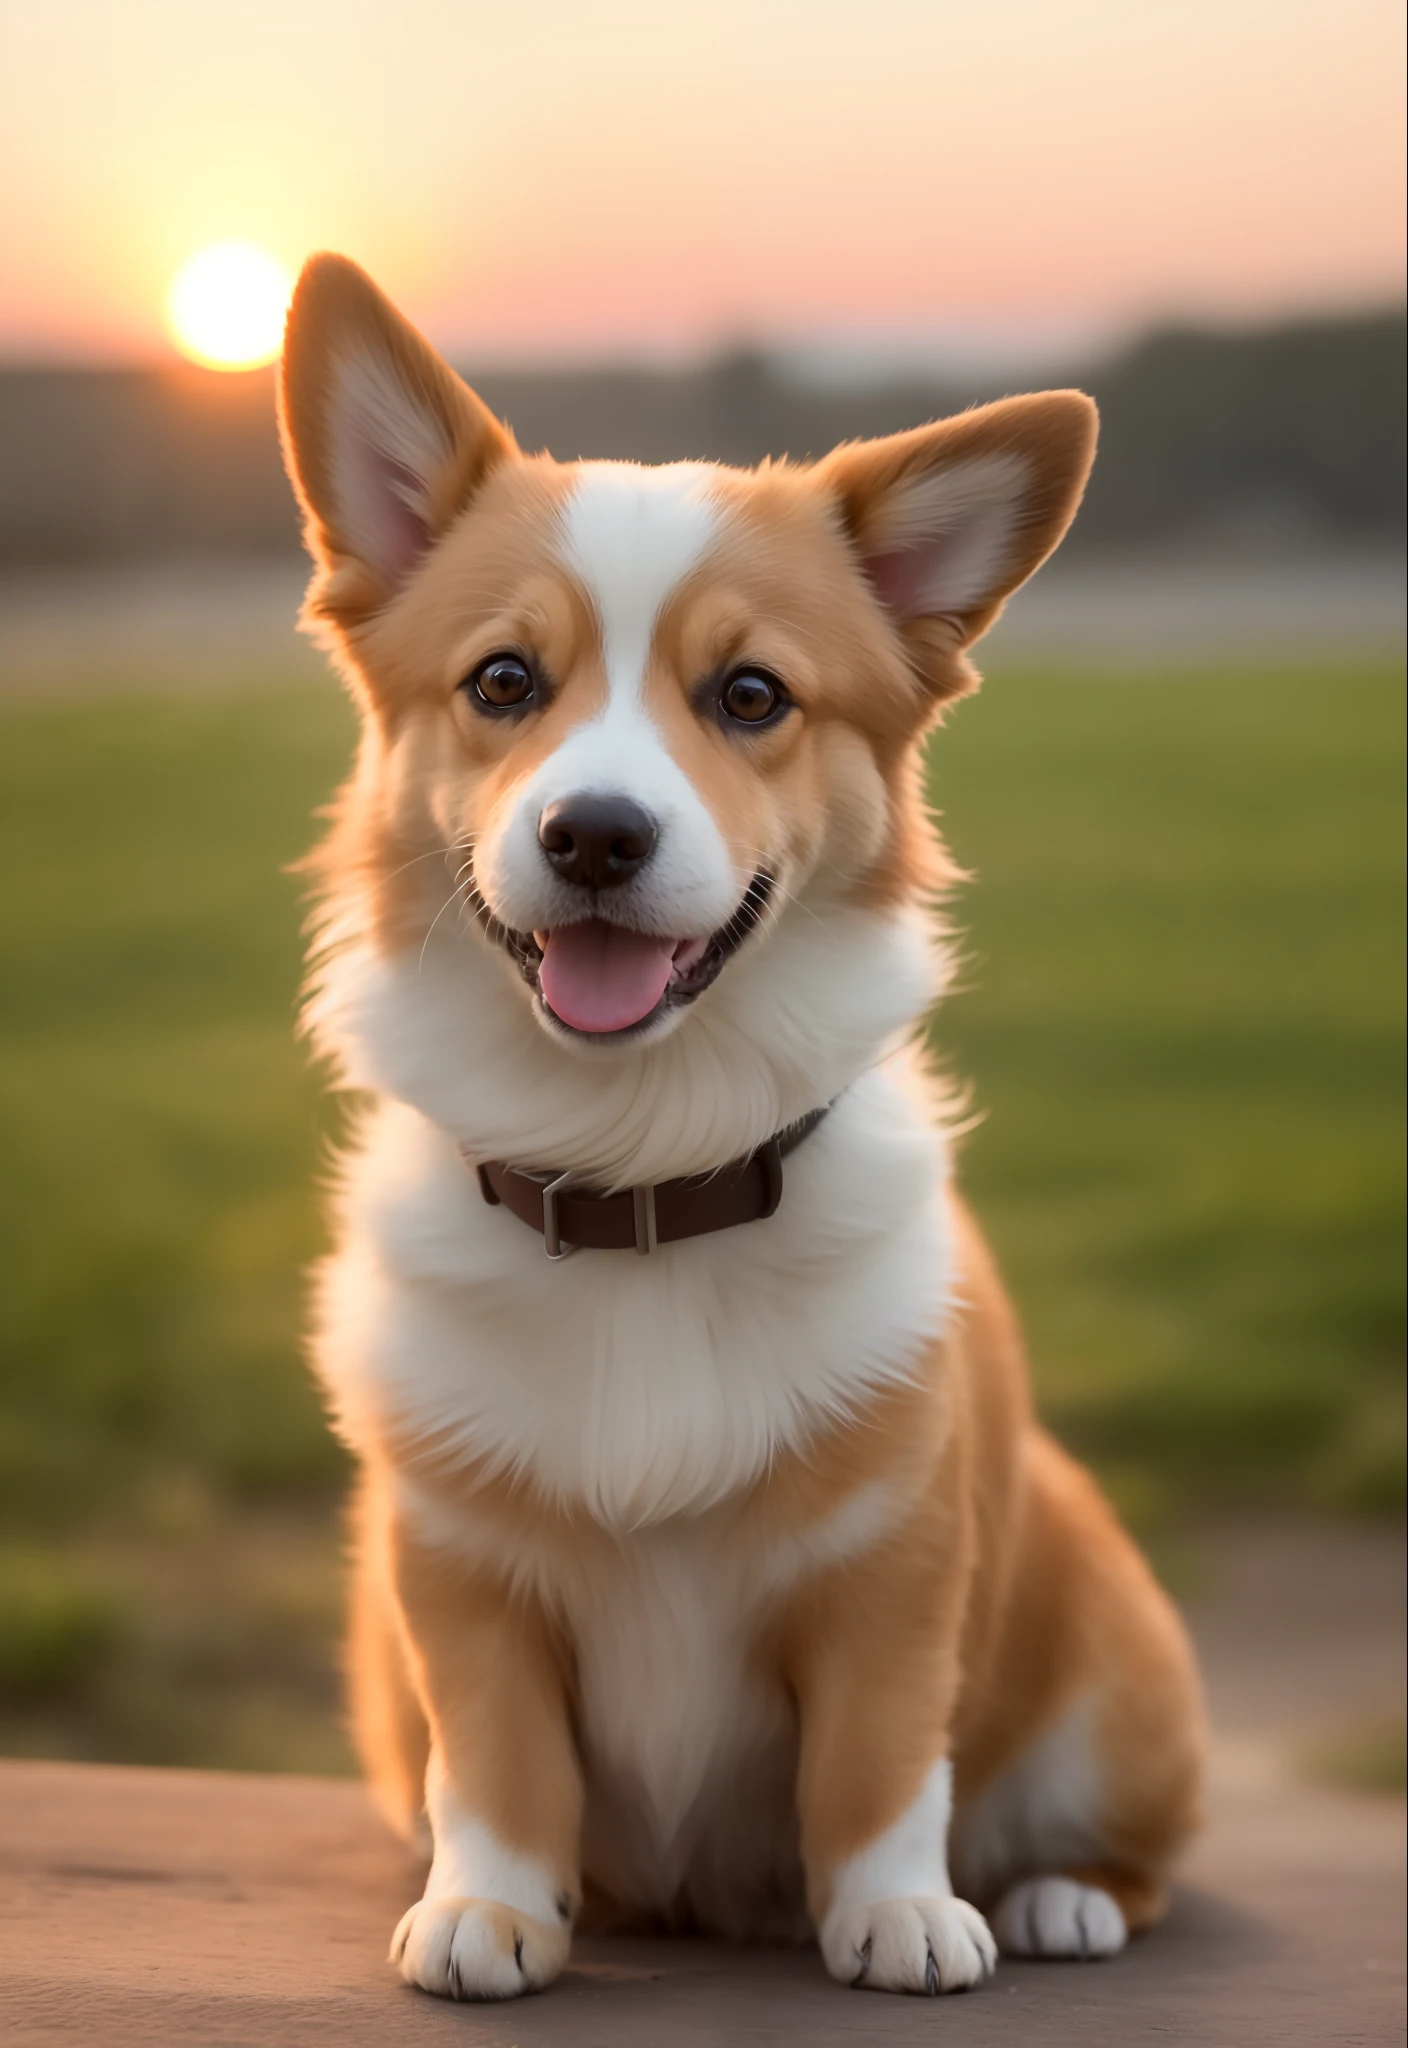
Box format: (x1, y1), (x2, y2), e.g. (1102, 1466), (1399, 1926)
(821, 1894), (997, 1995)
(391, 1895), (570, 2001)
(992, 1876), (1127, 1959)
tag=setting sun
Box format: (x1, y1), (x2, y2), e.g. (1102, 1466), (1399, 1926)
(167, 242), (292, 371)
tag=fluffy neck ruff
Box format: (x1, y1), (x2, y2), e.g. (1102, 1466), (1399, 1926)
(305, 886), (946, 1192)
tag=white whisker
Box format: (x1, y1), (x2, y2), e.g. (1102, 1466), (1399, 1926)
(380, 840), (476, 889)
(418, 884), (472, 971)
(722, 843), (836, 940)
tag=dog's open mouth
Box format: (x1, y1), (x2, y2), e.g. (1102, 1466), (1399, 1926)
(486, 872), (774, 1039)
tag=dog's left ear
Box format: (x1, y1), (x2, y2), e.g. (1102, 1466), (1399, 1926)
(821, 391), (1097, 696)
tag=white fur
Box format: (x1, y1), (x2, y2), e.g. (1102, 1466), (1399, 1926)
(818, 1760), (997, 1993)
(562, 461), (721, 704)
(952, 1692), (1106, 1903)
(327, 350), (453, 582)
(991, 1876), (1127, 1959)
(396, 1469), (905, 1937)
(394, 1744), (573, 1998)
(827, 1757), (957, 1914)
(474, 462), (738, 956)
(398, 1471), (904, 1613)
(308, 474), (954, 1530)
(394, 1898), (561, 1999)
(310, 817), (955, 1927)
(304, 449), (978, 1952)
(821, 1894), (996, 1993)
(567, 1524), (801, 1930)
(308, 885), (943, 1190)
(315, 1022), (950, 1527)
(422, 1749), (564, 1923)
(868, 453), (1030, 618)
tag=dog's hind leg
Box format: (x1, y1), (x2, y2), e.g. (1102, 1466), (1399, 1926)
(347, 1471), (431, 1849)
(952, 1432), (1205, 1959)
(989, 1862), (1167, 1957)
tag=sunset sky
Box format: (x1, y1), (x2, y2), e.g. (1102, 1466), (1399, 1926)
(1, 0), (1403, 368)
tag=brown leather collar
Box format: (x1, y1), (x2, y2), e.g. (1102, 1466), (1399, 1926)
(467, 1104), (832, 1259)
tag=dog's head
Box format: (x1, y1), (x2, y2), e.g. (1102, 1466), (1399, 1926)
(280, 256), (1093, 1109)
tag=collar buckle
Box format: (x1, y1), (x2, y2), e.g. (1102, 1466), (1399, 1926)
(538, 1170), (578, 1260)
(631, 1181), (658, 1256)
(539, 1172), (656, 1259)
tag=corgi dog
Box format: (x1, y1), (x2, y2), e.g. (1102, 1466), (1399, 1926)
(278, 254), (1204, 2004)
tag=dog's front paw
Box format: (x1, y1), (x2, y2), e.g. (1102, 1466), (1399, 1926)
(391, 1896), (569, 2001)
(821, 1894), (997, 1995)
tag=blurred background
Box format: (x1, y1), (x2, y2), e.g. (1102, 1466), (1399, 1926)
(0, 1), (1402, 1795)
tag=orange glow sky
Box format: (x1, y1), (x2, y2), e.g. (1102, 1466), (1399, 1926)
(1, 0), (1403, 367)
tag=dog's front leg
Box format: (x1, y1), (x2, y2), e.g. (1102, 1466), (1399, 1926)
(791, 1562), (997, 1996)
(387, 1521), (580, 2002)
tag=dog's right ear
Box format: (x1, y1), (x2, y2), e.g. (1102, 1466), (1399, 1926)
(278, 253), (515, 625)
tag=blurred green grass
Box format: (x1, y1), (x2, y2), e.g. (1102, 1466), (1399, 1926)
(0, 658), (1402, 1767)
(930, 660), (1406, 1524)
(1303, 1713), (1408, 1796)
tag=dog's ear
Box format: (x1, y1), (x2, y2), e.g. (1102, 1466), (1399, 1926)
(820, 392), (1097, 697)
(278, 253), (515, 624)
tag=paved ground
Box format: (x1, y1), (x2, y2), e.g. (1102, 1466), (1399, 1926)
(2, 546), (1403, 691)
(2, 1520), (1403, 2047)
(1178, 1518), (1406, 1746)
(0, 1747), (1402, 2046)
(984, 545), (1406, 665)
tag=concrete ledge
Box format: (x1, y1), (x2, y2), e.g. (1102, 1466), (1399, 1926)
(1, 1753), (1402, 2045)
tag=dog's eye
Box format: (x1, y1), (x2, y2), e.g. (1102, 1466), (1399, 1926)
(720, 669), (786, 726)
(466, 653), (536, 712)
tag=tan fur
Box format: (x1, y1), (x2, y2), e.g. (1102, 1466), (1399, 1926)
(347, 1191), (1203, 1932)
(345, 1473), (427, 1844)
(281, 254), (1203, 1991)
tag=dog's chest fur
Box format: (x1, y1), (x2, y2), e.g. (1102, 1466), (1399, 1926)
(569, 1516), (807, 1935)
(406, 1478), (906, 1935)
(317, 1031), (954, 1527)
(311, 931), (956, 1920)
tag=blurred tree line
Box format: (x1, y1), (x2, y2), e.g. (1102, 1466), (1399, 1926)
(1, 308), (1402, 564)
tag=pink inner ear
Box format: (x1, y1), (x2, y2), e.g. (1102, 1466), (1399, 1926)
(855, 451), (1031, 626)
(350, 438), (432, 582)
(864, 545), (929, 621)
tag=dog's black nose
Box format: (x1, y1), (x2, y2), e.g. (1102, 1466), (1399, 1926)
(538, 795), (659, 890)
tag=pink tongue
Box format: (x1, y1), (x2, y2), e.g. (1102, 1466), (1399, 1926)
(538, 920), (677, 1033)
